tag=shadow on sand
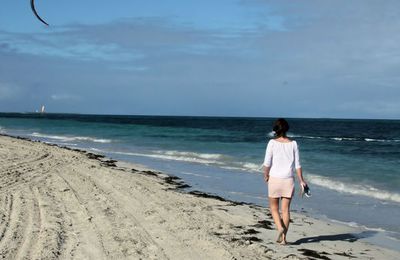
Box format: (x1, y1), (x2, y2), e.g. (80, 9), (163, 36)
(292, 231), (377, 245)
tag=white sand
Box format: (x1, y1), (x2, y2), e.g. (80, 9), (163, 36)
(0, 135), (398, 259)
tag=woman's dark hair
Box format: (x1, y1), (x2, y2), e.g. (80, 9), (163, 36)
(273, 118), (289, 137)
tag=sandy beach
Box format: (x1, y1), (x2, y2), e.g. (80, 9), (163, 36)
(0, 135), (398, 259)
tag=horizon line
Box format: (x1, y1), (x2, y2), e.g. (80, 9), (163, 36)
(0, 111), (399, 121)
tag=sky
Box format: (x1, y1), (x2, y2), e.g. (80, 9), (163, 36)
(0, 0), (399, 119)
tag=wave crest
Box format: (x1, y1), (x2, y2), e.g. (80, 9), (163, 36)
(287, 133), (399, 143)
(30, 132), (112, 143)
(307, 174), (400, 203)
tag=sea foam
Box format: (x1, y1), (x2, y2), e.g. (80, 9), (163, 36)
(30, 132), (112, 143)
(111, 150), (228, 165)
(307, 174), (400, 203)
(100, 148), (264, 173)
(287, 133), (398, 143)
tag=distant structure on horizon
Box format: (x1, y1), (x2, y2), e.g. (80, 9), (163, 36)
(35, 105), (46, 114)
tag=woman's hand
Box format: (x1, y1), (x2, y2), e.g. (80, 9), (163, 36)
(263, 166), (270, 183)
(296, 168), (307, 188)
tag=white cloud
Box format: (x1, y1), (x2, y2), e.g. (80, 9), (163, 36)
(51, 94), (81, 101)
(0, 32), (144, 62)
(110, 65), (148, 72)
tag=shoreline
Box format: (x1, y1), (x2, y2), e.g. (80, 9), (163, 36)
(0, 134), (399, 259)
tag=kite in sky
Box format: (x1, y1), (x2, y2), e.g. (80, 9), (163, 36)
(30, 0), (49, 26)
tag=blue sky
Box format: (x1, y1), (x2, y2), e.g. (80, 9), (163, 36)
(1, 0), (399, 119)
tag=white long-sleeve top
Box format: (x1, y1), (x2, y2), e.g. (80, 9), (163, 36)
(263, 139), (301, 179)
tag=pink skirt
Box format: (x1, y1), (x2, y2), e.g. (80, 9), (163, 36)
(268, 176), (295, 198)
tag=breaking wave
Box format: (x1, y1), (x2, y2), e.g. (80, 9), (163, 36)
(307, 174), (400, 203)
(104, 149), (263, 173)
(30, 132), (112, 143)
(287, 133), (399, 143)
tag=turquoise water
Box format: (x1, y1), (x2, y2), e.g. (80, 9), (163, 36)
(1, 113), (399, 248)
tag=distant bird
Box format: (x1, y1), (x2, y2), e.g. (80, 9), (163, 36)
(30, 0), (49, 26)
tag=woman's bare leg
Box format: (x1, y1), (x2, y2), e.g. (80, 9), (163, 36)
(280, 197), (292, 243)
(269, 197), (285, 243)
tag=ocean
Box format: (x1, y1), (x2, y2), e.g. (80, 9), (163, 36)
(1, 113), (399, 249)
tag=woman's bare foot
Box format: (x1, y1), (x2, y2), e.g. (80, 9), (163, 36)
(279, 231), (287, 245)
(276, 229), (285, 243)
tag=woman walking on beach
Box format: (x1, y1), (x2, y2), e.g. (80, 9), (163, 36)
(263, 118), (307, 245)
